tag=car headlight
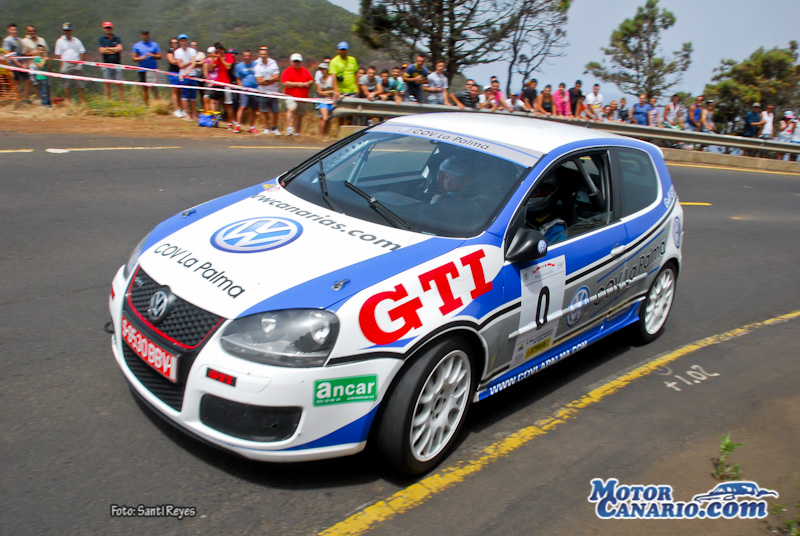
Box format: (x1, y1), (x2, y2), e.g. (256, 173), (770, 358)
(220, 309), (340, 368)
(123, 234), (150, 279)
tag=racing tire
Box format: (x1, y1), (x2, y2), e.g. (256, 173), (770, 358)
(633, 262), (677, 343)
(375, 336), (474, 475)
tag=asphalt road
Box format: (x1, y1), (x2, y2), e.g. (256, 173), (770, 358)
(1, 134), (798, 536)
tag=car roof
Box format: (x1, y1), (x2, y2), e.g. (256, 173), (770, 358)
(386, 112), (630, 156)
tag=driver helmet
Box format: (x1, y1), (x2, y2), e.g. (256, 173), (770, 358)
(438, 156), (471, 193)
(527, 175), (559, 212)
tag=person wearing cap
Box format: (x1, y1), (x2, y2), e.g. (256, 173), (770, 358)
(776, 110), (796, 160)
(20, 25), (48, 102)
(281, 53), (314, 136)
(328, 41), (358, 96)
(54, 23), (86, 104)
(743, 102), (763, 138)
(131, 30), (162, 105)
(173, 35), (198, 119)
(202, 43), (234, 123)
(98, 22), (124, 100)
(315, 60), (338, 137)
(254, 45), (281, 135)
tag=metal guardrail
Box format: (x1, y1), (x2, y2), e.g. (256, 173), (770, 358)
(332, 97), (800, 157)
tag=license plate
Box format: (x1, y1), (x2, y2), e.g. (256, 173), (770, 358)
(121, 316), (178, 382)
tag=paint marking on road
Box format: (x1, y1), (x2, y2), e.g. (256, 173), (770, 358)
(0, 149), (35, 153)
(680, 202), (712, 206)
(667, 162), (800, 176)
(46, 146), (181, 153)
(319, 308), (800, 536)
(229, 145), (321, 150)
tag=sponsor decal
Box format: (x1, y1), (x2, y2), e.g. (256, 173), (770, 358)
(566, 286), (590, 327)
(263, 181), (281, 192)
(250, 194), (402, 251)
(358, 249), (493, 345)
(152, 243), (245, 298)
(494, 338), (588, 395)
(314, 375), (378, 406)
(211, 217), (303, 253)
(664, 184), (676, 208)
(673, 216), (682, 248)
(588, 479), (777, 520)
(121, 317), (177, 382)
(206, 368), (237, 387)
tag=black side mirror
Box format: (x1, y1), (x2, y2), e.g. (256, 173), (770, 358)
(506, 227), (548, 263)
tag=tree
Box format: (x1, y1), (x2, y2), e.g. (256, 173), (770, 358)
(584, 0), (691, 99)
(356, 0), (569, 85)
(703, 42), (800, 134)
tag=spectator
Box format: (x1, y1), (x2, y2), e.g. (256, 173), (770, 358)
(648, 96), (662, 128)
(577, 96), (593, 120)
(173, 34), (198, 119)
(424, 60), (449, 105)
(509, 92), (526, 112)
(3, 24), (26, 99)
(54, 23), (86, 105)
(189, 40), (205, 109)
(662, 94), (683, 129)
(314, 60), (337, 137)
(631, 93), (652, 126)
(358, 65), (383, 101)
(403, 54), (429, 103)
(618, 97), (630, 123)
(568, 79), (583, 117)
(607, 100), (622, 122)
(534, 84), (554, 117)
(584, 84), (603, 120)
(98, 22), (124, 100)
(314, 56), (331, 94)
(450, 79), (480, 109)
(20, 25), (48, 102)
(378, 68), (402, 104)
(165, 38), (183, 117)
(226, 48), (239, 116)
(390, 66), (405, 98)
(354, 67), (366, 97)
(776, 110), (794, 160)
(742, 102), (762, 138)
(684, 95), (704, 131)
(32, 44), (51, 107)
(201, 46), (221, 111)
(254, 45), (281, 135)
(601, 105), (611, 121)
(191, 41), (205, 64)
(281, 53), (314, 136)
(521, 79), (537, 112)
(233, 49), (259, 133)
(488, 78), (512, 112)
(203, 43), (234, 123)
(760, 104), (775, 140)
(329, 41), (358, 96)
(554, 82), (570, 117)
(131, 30), (161, 106)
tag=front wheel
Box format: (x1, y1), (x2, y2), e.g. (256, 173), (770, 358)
(375, 337), (474, 475)
(633, 263), (677, 343)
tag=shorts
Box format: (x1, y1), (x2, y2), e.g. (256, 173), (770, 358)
(285, 99), (306, 115)
(315, 102), (334, 117)
(760, 134), (773, 140)
(13, 69), (27, 82)
(137, 70), (158, 84)
(168, 73), (180, 85)
(427, 94), (445, 105)
(224, 89), (233, 105)
(204, 89), (223, 100)
(61, 66), (87, 89)
(259, 96), (280, 114)
(180, 78), (197, 100)
(238, 92), (259, 110)
(102, 66), (123, 80)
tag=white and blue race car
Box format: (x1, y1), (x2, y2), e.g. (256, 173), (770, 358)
(108, 113), (682, 474)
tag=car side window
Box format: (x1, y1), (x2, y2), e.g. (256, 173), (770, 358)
(615, 148), (659, 217)
(523, 152), (613, 245)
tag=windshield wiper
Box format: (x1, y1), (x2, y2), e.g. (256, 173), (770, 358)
(317, 159), (339, 212)
(344, 181), (410, 230)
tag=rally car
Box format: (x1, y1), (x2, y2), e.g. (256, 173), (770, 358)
(108, 113), (683, 474)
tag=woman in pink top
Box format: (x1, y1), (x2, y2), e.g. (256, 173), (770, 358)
(554, 82), (571, 117)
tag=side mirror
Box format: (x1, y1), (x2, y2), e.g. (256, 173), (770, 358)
(506, 227), (548, 263)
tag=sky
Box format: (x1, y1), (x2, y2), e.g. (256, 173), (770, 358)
(326, 0), (800, 104)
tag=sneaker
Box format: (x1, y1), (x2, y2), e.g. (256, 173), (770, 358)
(263, 128), (271, 134)
(173, 109), (183, 118)
(272, 128), (281, 136)
(293, 131), (300, 137)
(248, 126), (258, 134)
(286, 126), (294, 136)
(228, 122), (234, 129)
(233, 125), (241, 133)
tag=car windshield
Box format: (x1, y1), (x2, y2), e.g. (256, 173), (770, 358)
(282, 131), (529, 238)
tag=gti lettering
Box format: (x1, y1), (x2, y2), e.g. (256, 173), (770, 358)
(360, 250), (493, 345)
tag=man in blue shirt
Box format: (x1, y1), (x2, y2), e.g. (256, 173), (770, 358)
(403, 54), (429, 103)
(743, 102), (763, 137)
(131, 31), (161, 105)
(233, 50), (259, 133)
(98, 21), (123, 100)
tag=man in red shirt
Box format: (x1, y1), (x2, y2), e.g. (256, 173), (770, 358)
(280, 53), (314, 136)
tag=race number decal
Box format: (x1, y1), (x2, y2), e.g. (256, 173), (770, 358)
(512, 256), (566, 366)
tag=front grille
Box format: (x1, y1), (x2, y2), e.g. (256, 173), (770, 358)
(123, 344), (184, 411)
(200, 395), (302, 442)
(128, 268), (223, 348)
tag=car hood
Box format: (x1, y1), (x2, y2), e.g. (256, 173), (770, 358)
(136, 183), (454, 319)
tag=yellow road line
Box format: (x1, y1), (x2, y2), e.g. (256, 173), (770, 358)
(680, 202), (712, 206)
(319, 308), (800, 536)
(0, 149), (35, 153)
(229, 145), (321, 150)
(667, 162), (800, 176)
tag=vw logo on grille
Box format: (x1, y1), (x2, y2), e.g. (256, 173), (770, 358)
(565, 286), (590, 327)
(147, 289), (171, 323)
(211, 217), (303, 253)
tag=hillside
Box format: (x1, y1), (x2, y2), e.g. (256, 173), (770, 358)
(4, 0), (367, 63)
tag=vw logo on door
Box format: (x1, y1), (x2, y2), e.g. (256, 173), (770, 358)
(147, 289), (171, 323)
(211, 217), (303, 253)
(565, 286), (590, 327)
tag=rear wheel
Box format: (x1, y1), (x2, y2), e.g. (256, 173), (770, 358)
(376, 337), (474, 475)
(634, 263), (677, 343)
